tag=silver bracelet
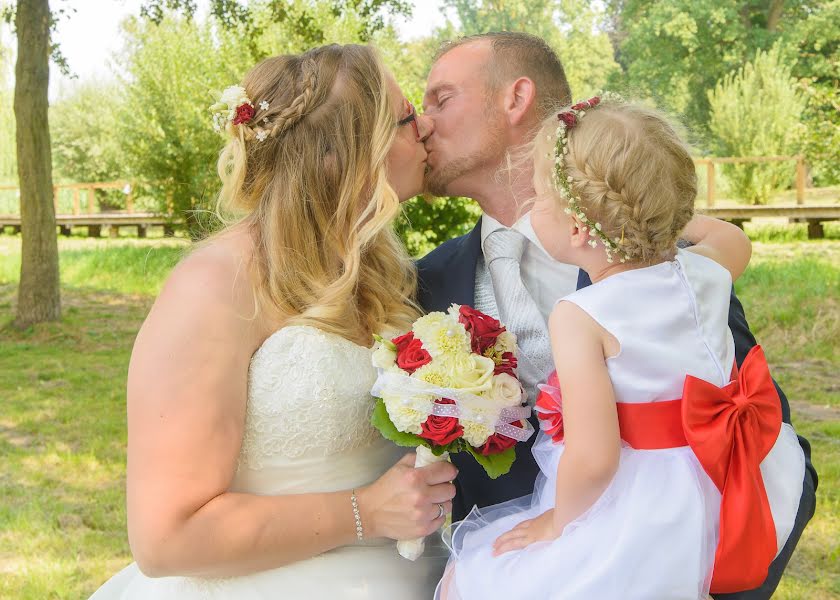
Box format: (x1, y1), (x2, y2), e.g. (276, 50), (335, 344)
(350, 489), (364, 541)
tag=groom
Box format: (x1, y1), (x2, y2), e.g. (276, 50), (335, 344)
(416, 32), (817, 598)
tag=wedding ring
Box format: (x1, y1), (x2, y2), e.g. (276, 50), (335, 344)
(436, 503), (445, 520)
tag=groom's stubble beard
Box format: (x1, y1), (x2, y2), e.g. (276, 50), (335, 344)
(423, 106), (508, 198)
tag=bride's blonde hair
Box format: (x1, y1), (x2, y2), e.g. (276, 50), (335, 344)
(216, 44), (419, 344)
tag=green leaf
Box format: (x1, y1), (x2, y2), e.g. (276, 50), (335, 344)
(464, 444), (517, 480)
(370, 397), (425, 448)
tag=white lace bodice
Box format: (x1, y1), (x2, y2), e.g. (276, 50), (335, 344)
(232, 325), (399, 495)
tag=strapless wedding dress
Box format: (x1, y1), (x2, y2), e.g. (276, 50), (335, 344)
(90, 325), (446, 599)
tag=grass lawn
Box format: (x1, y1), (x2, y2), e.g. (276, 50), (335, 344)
(0, 232), (838, 599)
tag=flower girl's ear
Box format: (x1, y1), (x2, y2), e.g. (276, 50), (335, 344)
(568, 215), (589, 249)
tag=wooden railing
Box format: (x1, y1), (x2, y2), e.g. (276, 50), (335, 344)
(692, 155), (808, 207)
(0, 181), (181, 237)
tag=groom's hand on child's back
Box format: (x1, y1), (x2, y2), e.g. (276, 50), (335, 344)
(357, 453), (457, 540)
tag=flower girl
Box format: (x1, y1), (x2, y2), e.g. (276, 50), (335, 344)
(436, 95), (806, 600)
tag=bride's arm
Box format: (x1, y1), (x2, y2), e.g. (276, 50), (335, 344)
(126, 247), (455, 578)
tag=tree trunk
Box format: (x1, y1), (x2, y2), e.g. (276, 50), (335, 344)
(14, 0), (61, 328)
(766, 0), (785, 32)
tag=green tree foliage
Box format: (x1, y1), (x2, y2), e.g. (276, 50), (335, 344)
(606, 0), (820, 136)
(50, 82), (124, 207)
(788, 0), (839, 185)
(115, 16), (251, 233)
(708, 45), (806, 204)
(0, 21), (15, 183)
(445, 0), (620, 96)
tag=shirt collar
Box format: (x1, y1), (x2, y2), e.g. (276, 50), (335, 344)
(480, 211), (550, 256)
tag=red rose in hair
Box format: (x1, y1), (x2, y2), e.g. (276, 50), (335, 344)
(233, 103), (255, 125)
(419, 399), (463, 446)
(479, 423), (522, 455)
(391, 332), (432, 374)
(571, 96), (600, 111)
(458, 305), (504, 354)
(557, 111), (577, 128)
(494, 352), (518, 377)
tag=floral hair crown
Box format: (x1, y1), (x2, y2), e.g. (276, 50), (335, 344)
(209, 85), (272, 142)
(551, 91), (630, 263)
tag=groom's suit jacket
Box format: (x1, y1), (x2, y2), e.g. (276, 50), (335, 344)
(417, 218), (817, 599)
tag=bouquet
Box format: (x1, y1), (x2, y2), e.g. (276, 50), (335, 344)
(370, 304), (534, 559)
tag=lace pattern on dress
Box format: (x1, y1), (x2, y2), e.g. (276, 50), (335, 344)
(238, 326), (381, 469)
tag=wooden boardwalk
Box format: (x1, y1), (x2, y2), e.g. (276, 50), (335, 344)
(0, 212), (183, 237)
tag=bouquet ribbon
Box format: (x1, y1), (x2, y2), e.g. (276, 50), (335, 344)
(371, 371), (534, 441)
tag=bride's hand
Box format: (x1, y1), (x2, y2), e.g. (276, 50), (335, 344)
(357, 453), (457, 540)
(492, 509), (558, 556)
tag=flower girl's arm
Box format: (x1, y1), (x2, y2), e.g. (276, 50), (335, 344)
(681, 214), (752, 281)
(548, 301), (621, 533)
(126, 246), (455, 578)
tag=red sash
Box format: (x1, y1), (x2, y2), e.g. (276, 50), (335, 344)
(534, 345), (782, 593)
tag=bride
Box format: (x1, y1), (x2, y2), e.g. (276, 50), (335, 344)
(90, 44), (455, 599)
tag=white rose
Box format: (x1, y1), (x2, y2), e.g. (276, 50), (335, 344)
(371, 342), (397, 371)
(413, 312), (470, 358)
(447, 354), (495, 394)
(382, 392), (431, 435)
(494, 331), (517, 355)
(490, 373), (524, 407)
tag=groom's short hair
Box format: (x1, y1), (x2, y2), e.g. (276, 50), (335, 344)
(435, 31), (572, 119)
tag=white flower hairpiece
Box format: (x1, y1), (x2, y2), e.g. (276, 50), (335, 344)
(209, 85), (271, 142)
(551, 91), (630, 263)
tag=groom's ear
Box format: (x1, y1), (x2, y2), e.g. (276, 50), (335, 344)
(502, 77), (537, 127)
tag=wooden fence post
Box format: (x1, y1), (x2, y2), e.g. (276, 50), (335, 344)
(706, 160), (715, 207)
(796, 155), (806, 205)
(87, 186), (96, 213)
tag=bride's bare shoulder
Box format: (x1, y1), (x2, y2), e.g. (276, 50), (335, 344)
(145, 225), (270, 343)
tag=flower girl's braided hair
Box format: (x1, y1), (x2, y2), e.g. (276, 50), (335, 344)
(535, 94), (697, 263)
(210, 44), (419, 345)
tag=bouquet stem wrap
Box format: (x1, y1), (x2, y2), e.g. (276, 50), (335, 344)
(398, 445), (450, 561)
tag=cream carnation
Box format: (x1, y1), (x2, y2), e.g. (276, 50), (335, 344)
(461, 419), (497, 447)
(219, 85), (250, 108)
(412, 312), (471, 358)
(382, 392), (432, 434)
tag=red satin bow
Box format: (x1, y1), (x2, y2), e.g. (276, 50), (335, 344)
(683, 345), (782, 593)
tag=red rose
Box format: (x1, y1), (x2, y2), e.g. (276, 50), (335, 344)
(458, 305), (504, 354)
(391, 331), (432, 374)
(479, 423), (521, 455)
(557, 111), (577, 128)
(419, 399), (463, 447)
(232, 103), (255, 125)
(571, 96), (600, 111)
(535, 371), (564, 443)
(493, 352), (518, 376)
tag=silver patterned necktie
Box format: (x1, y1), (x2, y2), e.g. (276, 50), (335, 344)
(484, 228), (554, 403)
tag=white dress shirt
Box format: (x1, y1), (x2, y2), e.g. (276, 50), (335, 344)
(480, 212), (580, 321)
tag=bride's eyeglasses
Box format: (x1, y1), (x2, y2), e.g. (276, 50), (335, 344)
(397, 99), (420, 141)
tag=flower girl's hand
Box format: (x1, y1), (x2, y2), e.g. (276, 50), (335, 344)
(492, 509), (558, 556)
